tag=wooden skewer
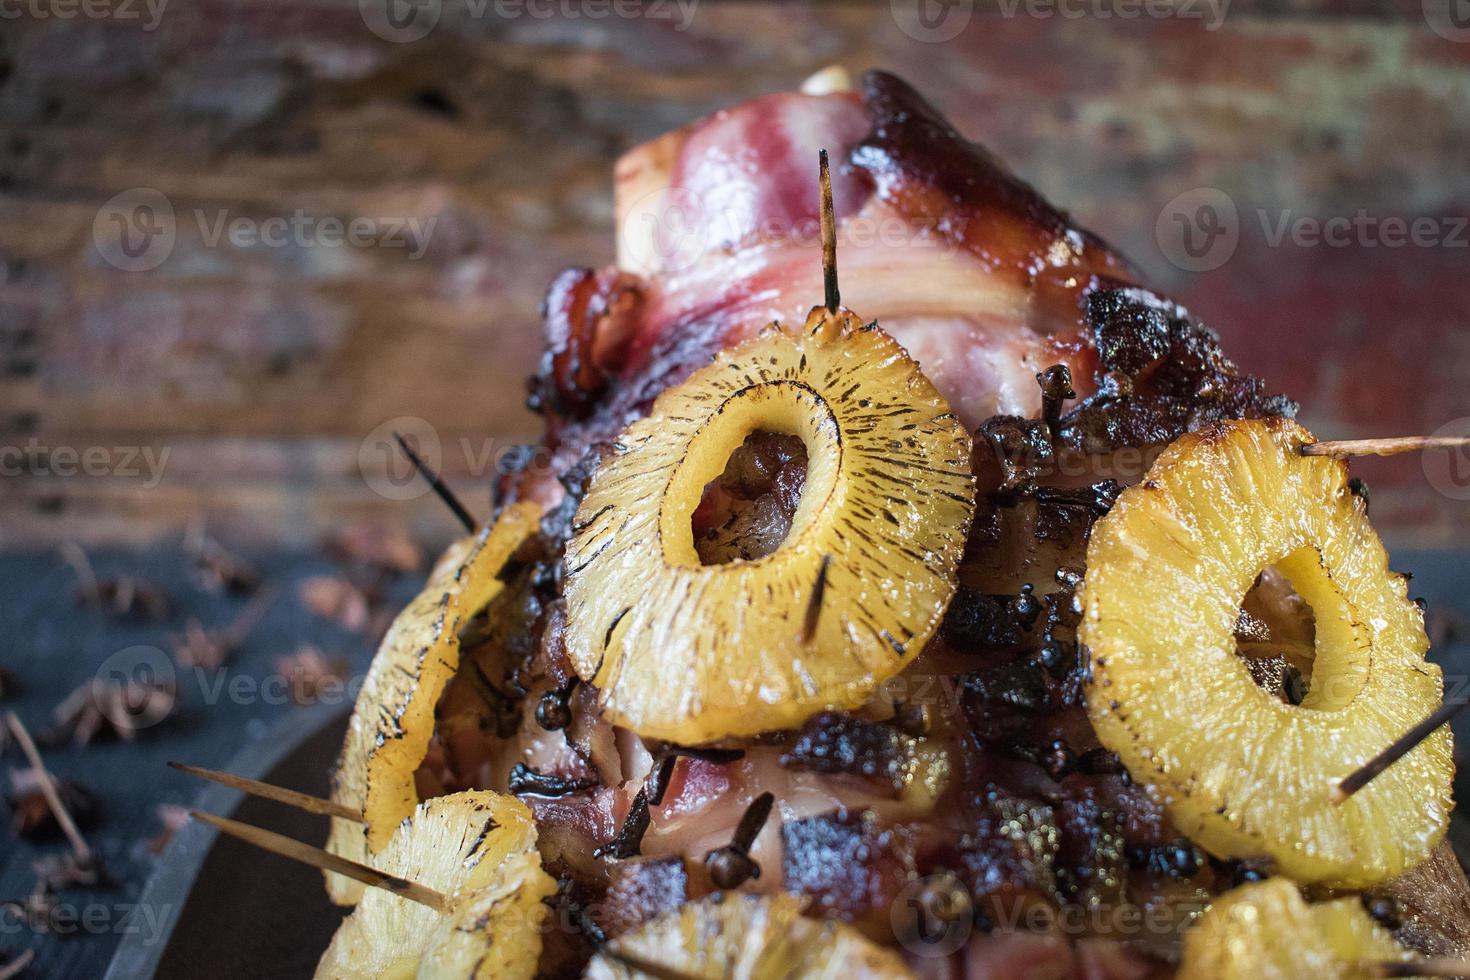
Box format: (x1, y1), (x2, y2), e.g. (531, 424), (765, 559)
(1332, 699), (1468, 803)
(5, 710), (91, 864)
(393, 431), (477, 532)
(169, 761), (364, 822)
(1301, 435), (1470, 459)
(1367, 957), (1470, 977)
(189, 809), (447, 912)
(818, 149), (840, 313)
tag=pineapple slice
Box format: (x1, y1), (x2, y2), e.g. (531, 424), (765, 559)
(585, 892), (913, 979)
(563, 306), (975, 744)
(317, 790), (555, 980)
(1180, 878), (1414, 979)
(326, 502), (542, 903)
(1081, 417), (1452, 888)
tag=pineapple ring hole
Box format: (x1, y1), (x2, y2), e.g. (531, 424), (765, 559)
(691, 430), (810, 565)
(1235, 545), (1369, 713)
(658, 380), (841, 570)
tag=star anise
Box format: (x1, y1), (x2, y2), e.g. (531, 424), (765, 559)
(298, 575), (372, 632)
(6, 771), (99, 841)
(43, 676), (175, 746)
(33, 851), (106, 890)
(63, 543), (170, 621)
(169, 619), (230, 670)
(169, 589), (276, 670)
(275, 646), (349, 705)
(191, 542), (261, 596)
(148, 803), (190, 855)
(320, 522), (423, 575)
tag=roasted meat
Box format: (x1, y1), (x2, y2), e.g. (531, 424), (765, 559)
(386, 69), (1470, 978)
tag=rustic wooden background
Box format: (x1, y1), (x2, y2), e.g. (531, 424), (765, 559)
(2, 4), (1470, 976)
(2, 0), (1469, 552)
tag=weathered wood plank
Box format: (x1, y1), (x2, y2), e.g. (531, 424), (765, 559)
(2, 2), (1468, 547)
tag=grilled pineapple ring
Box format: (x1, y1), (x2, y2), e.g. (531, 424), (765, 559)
(1082, 417), (1451, 888)
(585, 892), (913, 979)
(564, 307), (975, 744)
(317, 790), (555, 979)
(326, 502), (542, 903)
(1180, 878), (1412, 979)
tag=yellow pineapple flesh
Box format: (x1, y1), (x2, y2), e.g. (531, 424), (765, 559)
(584, 892), (914, 979)
(1081, 417), (1451, 888)
(1180, 878), (1414, 979)
(563, 306), (974, 744)
(326, 502), (542, 903)
(316, 790), (555, 980)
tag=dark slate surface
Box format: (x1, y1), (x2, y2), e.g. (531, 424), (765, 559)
(0, 545), (427, 980)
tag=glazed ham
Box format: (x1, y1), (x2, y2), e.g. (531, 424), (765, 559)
(528, 71), (1140, 491)
(433, 69), (1470, 978)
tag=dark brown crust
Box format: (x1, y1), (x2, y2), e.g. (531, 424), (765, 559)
(852, 70), (1137, 332)
(1055, 287), (1297, 454)
(1384, 841), (1470, 957)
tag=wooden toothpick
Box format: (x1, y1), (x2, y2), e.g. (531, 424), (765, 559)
(189, 810), (446, 911)
(169, 761), (363, 822)
(393, 432), (477, 532)
(1332, 699), (1468, 803)
(1301, 435), (1470, 459)
(818, 149), (840, 313)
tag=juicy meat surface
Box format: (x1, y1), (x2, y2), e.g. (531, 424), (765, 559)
(467, 69), (1470, 977)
